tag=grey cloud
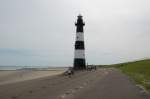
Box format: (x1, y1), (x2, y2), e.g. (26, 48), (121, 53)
(0, 0), (150, 66)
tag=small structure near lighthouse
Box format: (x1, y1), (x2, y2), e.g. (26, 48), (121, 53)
(73, 14), (86, 70)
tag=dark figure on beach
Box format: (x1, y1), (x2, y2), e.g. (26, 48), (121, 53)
(94, 66), (97, 70)
(67, 67), (74, 78)
(87, 65), (97, 71)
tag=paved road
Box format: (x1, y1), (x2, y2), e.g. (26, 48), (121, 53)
(68, 68), (150, 99)
(0, 68), (149, 99)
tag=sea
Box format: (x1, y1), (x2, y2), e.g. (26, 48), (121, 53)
(0, 66), (68, 70)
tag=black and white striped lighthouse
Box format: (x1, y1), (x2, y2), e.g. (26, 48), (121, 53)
(73, 14), (86, 70)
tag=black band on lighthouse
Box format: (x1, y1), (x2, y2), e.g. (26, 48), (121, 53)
(75, 41), (85, 49)
(74, 59), (86, 70)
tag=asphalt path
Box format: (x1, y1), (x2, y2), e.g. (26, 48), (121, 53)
(68, 68), (150, 99)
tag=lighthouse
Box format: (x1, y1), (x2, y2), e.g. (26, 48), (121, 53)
(73, 14), (86, 70)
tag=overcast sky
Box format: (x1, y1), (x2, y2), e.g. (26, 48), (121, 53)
(0, 0), (150, 66)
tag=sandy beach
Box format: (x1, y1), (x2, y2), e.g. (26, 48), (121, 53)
(0, 68), (149, 99)
(0, 70), (65, 85)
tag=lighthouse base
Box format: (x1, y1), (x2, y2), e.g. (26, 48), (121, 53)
(73, 58), (86, 70)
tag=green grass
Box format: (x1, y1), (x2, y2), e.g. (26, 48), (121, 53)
(113, 59), (150, 92)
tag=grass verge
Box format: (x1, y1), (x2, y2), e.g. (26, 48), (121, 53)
(113, 59), (150, 93)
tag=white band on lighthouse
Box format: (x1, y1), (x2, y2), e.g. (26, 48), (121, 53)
(74, 50), (85, 59)
(76, 32), (84, 41)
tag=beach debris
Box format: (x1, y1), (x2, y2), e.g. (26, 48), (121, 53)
(11, 96), (17, 99)
(79, 86), (84, 89)
(28, 90), (33, 93)
(70, 89), (76, 93)
(59, 94), (66, 99)
(74, 87), (80, 90)
(41, 86), (47, 89)
(83, 82), (87, 86)
(65, 91), (71, 95)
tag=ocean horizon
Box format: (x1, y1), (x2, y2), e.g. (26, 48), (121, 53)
(0, 66), (68, 70)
